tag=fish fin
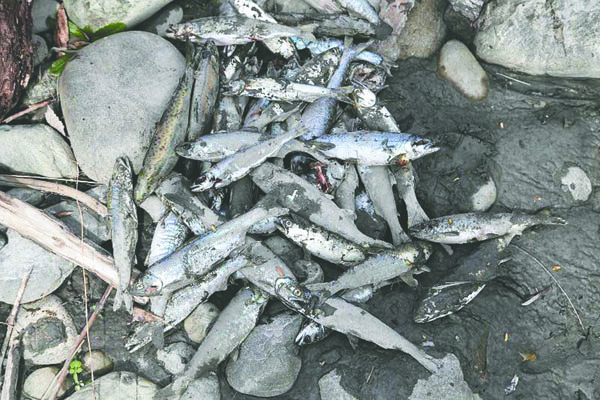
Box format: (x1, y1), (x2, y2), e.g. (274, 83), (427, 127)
(303, 140), (336, 151)
(400, 274), (419, 287)
(332, 86), (355, 104)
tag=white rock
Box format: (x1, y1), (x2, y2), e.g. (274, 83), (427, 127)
(32, 35), (49, 67)
(65, 371), (158, 399)
(23, 367), (72, 399)
(142, 4), (184, 37)
(184, 302), (220, 344)
(16, 295), (78, 365)
(33, 0), (59, 33)
(395, 0), (447, 60)
(0, 124), (78, 178)
(319, 369), (359, 400)
(561, 167), (592, 202)
(439, 40), (489, 100)
(59, 31), (185, 183)
(470, 177), (497, 211)
(64, 0), (173, 31)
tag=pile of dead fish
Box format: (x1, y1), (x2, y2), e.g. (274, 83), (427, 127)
(102, 1), (567, 398)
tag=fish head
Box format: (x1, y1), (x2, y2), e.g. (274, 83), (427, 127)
(165, 23), (196, 42)
(274, 216), (294, 234)
(295, 320), (327, 346)
(406, 136), (440, 159)
(351, 86), (377, 108)
(175, 142), (195, 157)
(191, 172), (220, 192)
(130, 272), (164, 297)
(275, 277), (314, 313)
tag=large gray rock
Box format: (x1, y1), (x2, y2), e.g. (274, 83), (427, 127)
(0, 124), (78, 178)
(59, 31), (185, 183)
(33, 0), (59, 33)
(64, 0), (173, 31)
(319, 369), (359, 400)
(396, 0), (447, 60)
(474, 0), (600, 78)
(142, 4), (183, 37)
(438, 40), (489, 101)
(226, 312), (303, 397)
(65, 371), (158, 399)
(181, 372), (220, 400)
(0, 230), (75, 304)
(16, 295), (78, 365)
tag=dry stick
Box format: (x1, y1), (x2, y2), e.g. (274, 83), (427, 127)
(0, 268), (32, 375)
(0, 191), (119, 287)
(512, 244), (585, 332)
(0, 175), (98, 185)
(0, 175), (108, 217)
(0, 98), (57, 123)
(44, 285), (113, 400)
(0, 335), (21, 400)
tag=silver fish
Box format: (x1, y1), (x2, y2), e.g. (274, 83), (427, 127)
(250, 162), (392, 249)
(290, 37), (390, 70)
(177, 131), (263, 162)
(409, 213), (566, 245)
(166, 16), (315, 45)
(107, 156), (137, 313)
(276, 214), (366, 266)
(272, 12), (380, 37)
(414, 281), (487, 324)
(304, 131), (439, 165)
(336, 0), (381, 25)
(213, 96), (245, 132)
(334, 163), (359, 214)
(295, 319), (331, 346)
(145, 212), (189, 266)
(187, 41), (220, 141)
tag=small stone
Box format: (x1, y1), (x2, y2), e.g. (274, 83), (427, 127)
(23, 367), (72, 399)
(59, 31), (185, 183)
(439, 40), (489, 101)
(81, 350), (114, 376)
(0, 124), (78, 178)
(32, 35), (48, 67)
(0, 230), (75, 304)
(396, 0), (447, 60)
(226, 312), (303, 397)
(63, 0), (173, 31)
(16, 295), (78, 365)
(181, 372), (221, 400)
(470, 176), (497, 212)
(64, 371), (158, 399)
(142, 4), (183, 37)
(560, 166), (592, 202)
(139, 195), (168, 223)
(156, 342), (195, 375)
(319, 368), (359, 400)
(448, 0), (483, 21)
(32, 0), (59, 33)
(184, 302), (220, 344)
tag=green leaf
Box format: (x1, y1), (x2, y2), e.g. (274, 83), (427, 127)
(68, 21), (88, 40)
(90, 22), (127, 41)
(49, 54), (74, 76)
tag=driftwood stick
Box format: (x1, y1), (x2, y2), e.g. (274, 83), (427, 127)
(44, 285), (113, 400)
(0, 191), (119, 287)
(0, 268), (31, 375)
(0, 336), (21, 400)
(0, 98), (56, 124)
(0, 175), (108, 217)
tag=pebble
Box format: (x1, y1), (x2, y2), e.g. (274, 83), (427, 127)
(0, 230), (75, 304)
(156, 342), (196, 375)
(319, 368), (359, 400)
(396, 0), (447, 60)
(32, 35), (48, 67)
(64, 371), (158, 399)
(16, 295), (78, 365)
(448, 0), (483, 21)
(59, 31), (185, 183)
(438, 40), (489, 101)
(23, 366), (72, 399)
(81, 350), (114, 376)
(474, 0), (600, 78)
(142, 4), (184, 37)
(32, 0), (59, 33)
(560, 166), (592, 202)
(63, 0), (173, 32)
(226, 312), (303, 397)
(470, 176), (497, 211)
(184, 302), (220, 344)
(0, 124), (78, 178)
(181, 372), (221, 400)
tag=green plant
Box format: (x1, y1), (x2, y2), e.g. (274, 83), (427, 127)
(69, 359), (84, 391)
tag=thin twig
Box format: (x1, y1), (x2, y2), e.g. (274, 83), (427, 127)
(0, 175), (107, 217)
(0, 335), (21, 400)
(44, 285), (113, 400)
(495, 72), (532, 86)
(0, 175), (99, 185)
(1, 98), (57, 123)
(512, 244), (585, 332)
(0, 269), (31, 376)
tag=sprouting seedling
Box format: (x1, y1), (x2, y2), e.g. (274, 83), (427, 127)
(69, 359), (84, 391)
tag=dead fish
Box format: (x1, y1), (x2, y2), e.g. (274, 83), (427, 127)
(275, 214), (366, 266)
(304, 131), (439, 165)
(334, 163), (359, 214)
(336, 0), (382, 25)
(166, 15), (315, 46)
(307, 241), (432, 297)
(187, 41), (220, 141)
(145, 212), (189, 266)
(134, 41), (198, 204)
(107, 156), (137, 313)
(409, 213), (566, 245)
(413, 281), (487, 324)
(272, 12), (380, 38)
(295, 319), (331, 346)
(250, 162), (392, 249)
(177, 131), (263, 162)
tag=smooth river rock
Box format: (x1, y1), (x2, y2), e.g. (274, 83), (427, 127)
(23, 366), (72, 399)
(64, 0), (173, 31)
(438, 40), (489, 101)
(65, 371), (158, 399)
(226, 312), (303, 397)
(474, 0), (600, 78)
(59, 31), (185, 183)
(0, 124), (78, 178)
(396, 0), (447, 60)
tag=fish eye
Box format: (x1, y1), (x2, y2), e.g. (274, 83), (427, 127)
(202, 50), (212, 58)
(285, 220), (293, 227)
(179, 143), (191, 151)
(293, 288), (302, 297)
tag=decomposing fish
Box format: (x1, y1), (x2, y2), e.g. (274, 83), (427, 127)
(275, 214), (366, 266)
(166, 16), (315, 45)
(409, 213), (566, 245)
(177, 131), (263, 162)
(187, 41), (220, 141)
(145, 212), (189, 266)
(272, 12), (381, 38)
(414, 281), (487, 324)
(295, 319), (331, 346)
(334, 163), (359, 213)
(107, 156), (137, 313)
(336, 0), (382, 25)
